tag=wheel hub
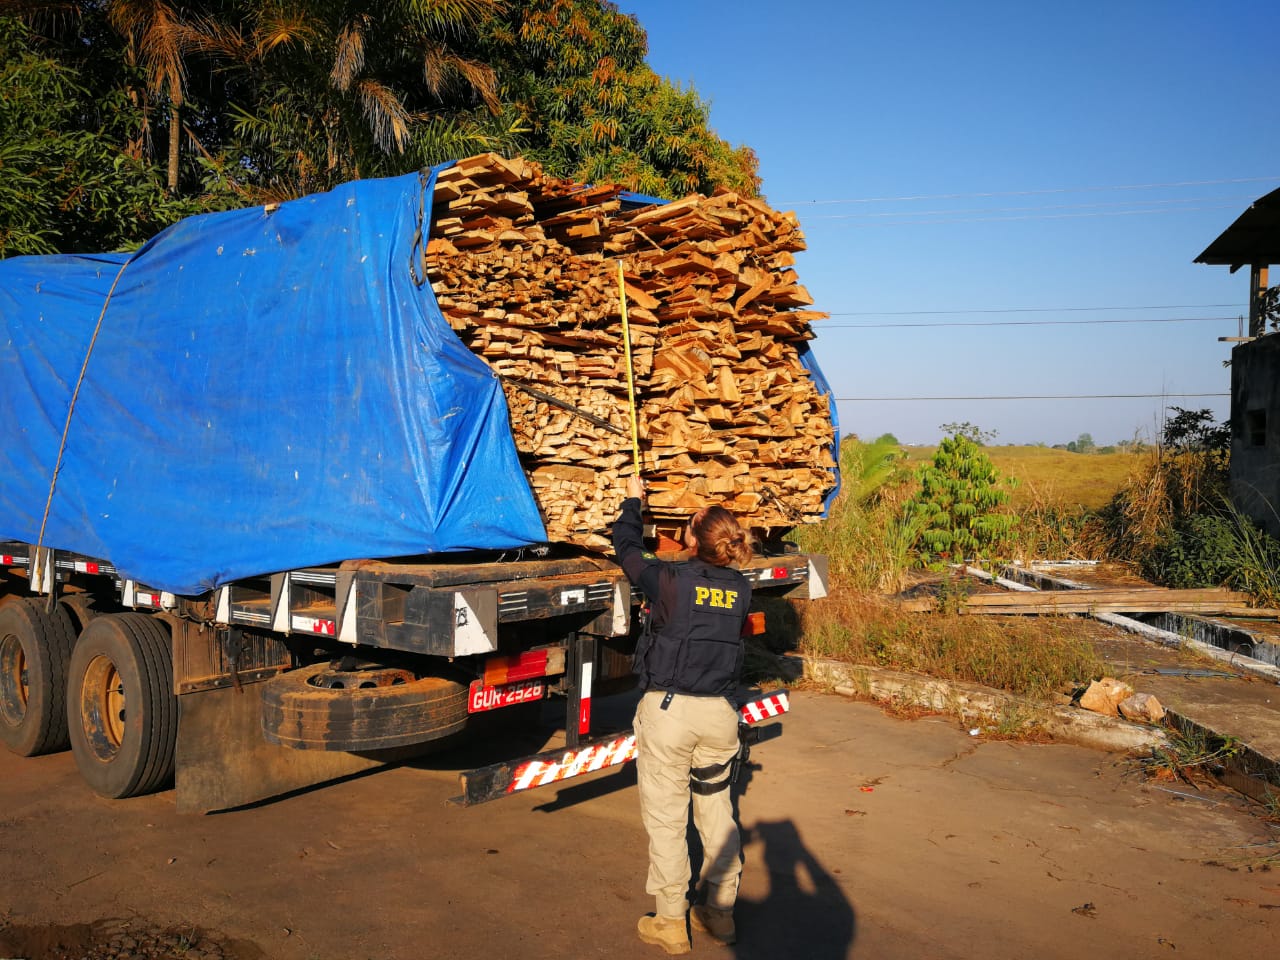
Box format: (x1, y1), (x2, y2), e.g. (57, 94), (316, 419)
(306, 665), (414, 690)
(0, 632), (28, 727)
(79, 654), (126, 761)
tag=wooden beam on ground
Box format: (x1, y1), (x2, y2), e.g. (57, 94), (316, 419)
(901, 587), (1280, 618)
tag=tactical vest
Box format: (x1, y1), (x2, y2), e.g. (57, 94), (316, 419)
(635, 559), (750, 697)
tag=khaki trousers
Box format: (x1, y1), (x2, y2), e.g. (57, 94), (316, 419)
(634, 690), (742, 918)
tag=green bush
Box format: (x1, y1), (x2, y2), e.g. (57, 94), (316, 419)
(1142, 513), (1240, 587)
(908, 428), (1016, 566)
(1143, 506), (1280, 606)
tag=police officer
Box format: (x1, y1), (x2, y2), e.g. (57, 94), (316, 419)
(613, 474), (754, 955)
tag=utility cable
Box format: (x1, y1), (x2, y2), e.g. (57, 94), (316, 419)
(808, 194), (1262, 220)
(825, 303), (1238, 316)
(781, 175), (1280, 206)
(834, 392), (1228, 402)
(813, 203), (1246, 226)
(818, 315), (1239, 329)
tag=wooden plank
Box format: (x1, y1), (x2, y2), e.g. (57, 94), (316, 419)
(417, 152), (837, 544)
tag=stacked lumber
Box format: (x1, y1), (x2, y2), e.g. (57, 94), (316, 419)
(424, 153), (837, 549)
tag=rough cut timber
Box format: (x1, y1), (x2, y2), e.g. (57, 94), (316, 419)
(425, 153), (837, 550)
(900, 587), (1280, 618)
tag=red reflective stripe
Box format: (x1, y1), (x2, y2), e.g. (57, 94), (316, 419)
(506, 735), (637, 793)
(740, 692), (790, 724)
(1, 555), (12, 565)
(772, 566), (789, 579)
(485, 649), (550, 685)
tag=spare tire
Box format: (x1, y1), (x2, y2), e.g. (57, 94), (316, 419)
(261, 663), (469, 751)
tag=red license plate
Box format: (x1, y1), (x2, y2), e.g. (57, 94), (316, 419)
(468, 678), (545, 714)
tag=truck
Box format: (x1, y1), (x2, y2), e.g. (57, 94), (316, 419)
(0, 163), (836, 813)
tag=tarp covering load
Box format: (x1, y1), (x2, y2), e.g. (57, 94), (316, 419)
(425, 154), (839, 548)
(0, 169), (546, 595)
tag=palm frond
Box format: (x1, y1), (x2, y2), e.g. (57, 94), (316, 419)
(181, 15), (251, 62)
(330, 16), (368, 92)
(254, 8), (318, 57)
(357, 78), (410, 152)
(403, 0), (506, 36)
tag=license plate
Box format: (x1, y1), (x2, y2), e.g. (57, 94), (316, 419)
(468, 678), (545, 714)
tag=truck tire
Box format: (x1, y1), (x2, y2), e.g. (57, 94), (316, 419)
(262, 663), (469, 751)
(0, 599), (77, 756)
(58, 594), (104, 636)
(67, 614), (177, 799)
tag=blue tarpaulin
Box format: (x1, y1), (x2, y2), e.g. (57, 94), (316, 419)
(0, 166), (547, 595)
(797, 341), (841, 513)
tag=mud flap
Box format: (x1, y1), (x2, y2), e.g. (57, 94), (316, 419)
(175, 683), (387, 814)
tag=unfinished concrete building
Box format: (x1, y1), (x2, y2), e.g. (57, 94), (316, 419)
(1196, 186), (1280, 535)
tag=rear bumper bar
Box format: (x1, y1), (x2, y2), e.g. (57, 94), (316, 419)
(450, 690), (790, 806)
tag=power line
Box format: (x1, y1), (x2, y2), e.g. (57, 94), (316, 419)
(825, 303), (1238, 316)
(820, 315), (1238, 329)
(807, 194), (1262, 221)
(835, 393), (1228, 401)
(781, 175), (1280, 206)
(815, 203), (1245, 227)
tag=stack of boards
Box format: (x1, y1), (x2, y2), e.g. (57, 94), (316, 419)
(425, 153), (837, 550)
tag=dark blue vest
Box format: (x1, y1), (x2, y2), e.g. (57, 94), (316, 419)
(634, 559), (751, 697)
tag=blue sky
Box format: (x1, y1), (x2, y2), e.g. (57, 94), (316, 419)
(618, 1), (1280, 445)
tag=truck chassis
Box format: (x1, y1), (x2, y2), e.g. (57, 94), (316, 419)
(0, 540), (826, 811)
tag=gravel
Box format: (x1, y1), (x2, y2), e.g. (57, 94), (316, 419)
(0, 918), (263, 960)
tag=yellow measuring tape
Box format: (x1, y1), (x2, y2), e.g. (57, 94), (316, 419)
(617, 261), (641, 476)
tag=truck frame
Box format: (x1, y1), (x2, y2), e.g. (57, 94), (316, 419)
(0, 536), (826, 812)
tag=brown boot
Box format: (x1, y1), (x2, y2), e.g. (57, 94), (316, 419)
(691, 904), (736, 945)
(637, 914), (691, 955)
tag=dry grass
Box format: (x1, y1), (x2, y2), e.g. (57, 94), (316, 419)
(783, 439), (1117, 704)
(904, 445), (1141, 511)
(787, 591), (1104, 700)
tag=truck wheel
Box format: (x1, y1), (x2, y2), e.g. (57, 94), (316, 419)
(262, 663), (469, 751)
(67, 614), (177, 799)
(58, 594), (103, 636)
(0, 599), (77, 756)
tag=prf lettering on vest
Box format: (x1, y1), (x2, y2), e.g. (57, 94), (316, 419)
(695, 586), (738, 609)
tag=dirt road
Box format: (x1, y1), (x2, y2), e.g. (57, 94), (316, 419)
(2, 689), (1277, 959)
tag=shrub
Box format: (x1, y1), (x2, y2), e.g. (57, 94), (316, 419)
(1142, 505), (1280, 607)
(792, 435), (922, 593)
(907, 427), (1017, 566)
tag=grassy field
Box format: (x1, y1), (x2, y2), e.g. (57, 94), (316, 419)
(782, 440), (1143, 712)
(903, 445), (1142, 511)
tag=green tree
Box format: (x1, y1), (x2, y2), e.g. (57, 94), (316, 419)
(1066, 432), (1095, 454)
(0, 15), (218, 256)
(201, 0), (516, 198)
(938, 421), (997, 446)
(1162, 407), (1229, 453)
(908, 428), (1017, 565)
(487, 0), (759, 198)
(2, 1), (768, 248)
(106, 0), (195, 193)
